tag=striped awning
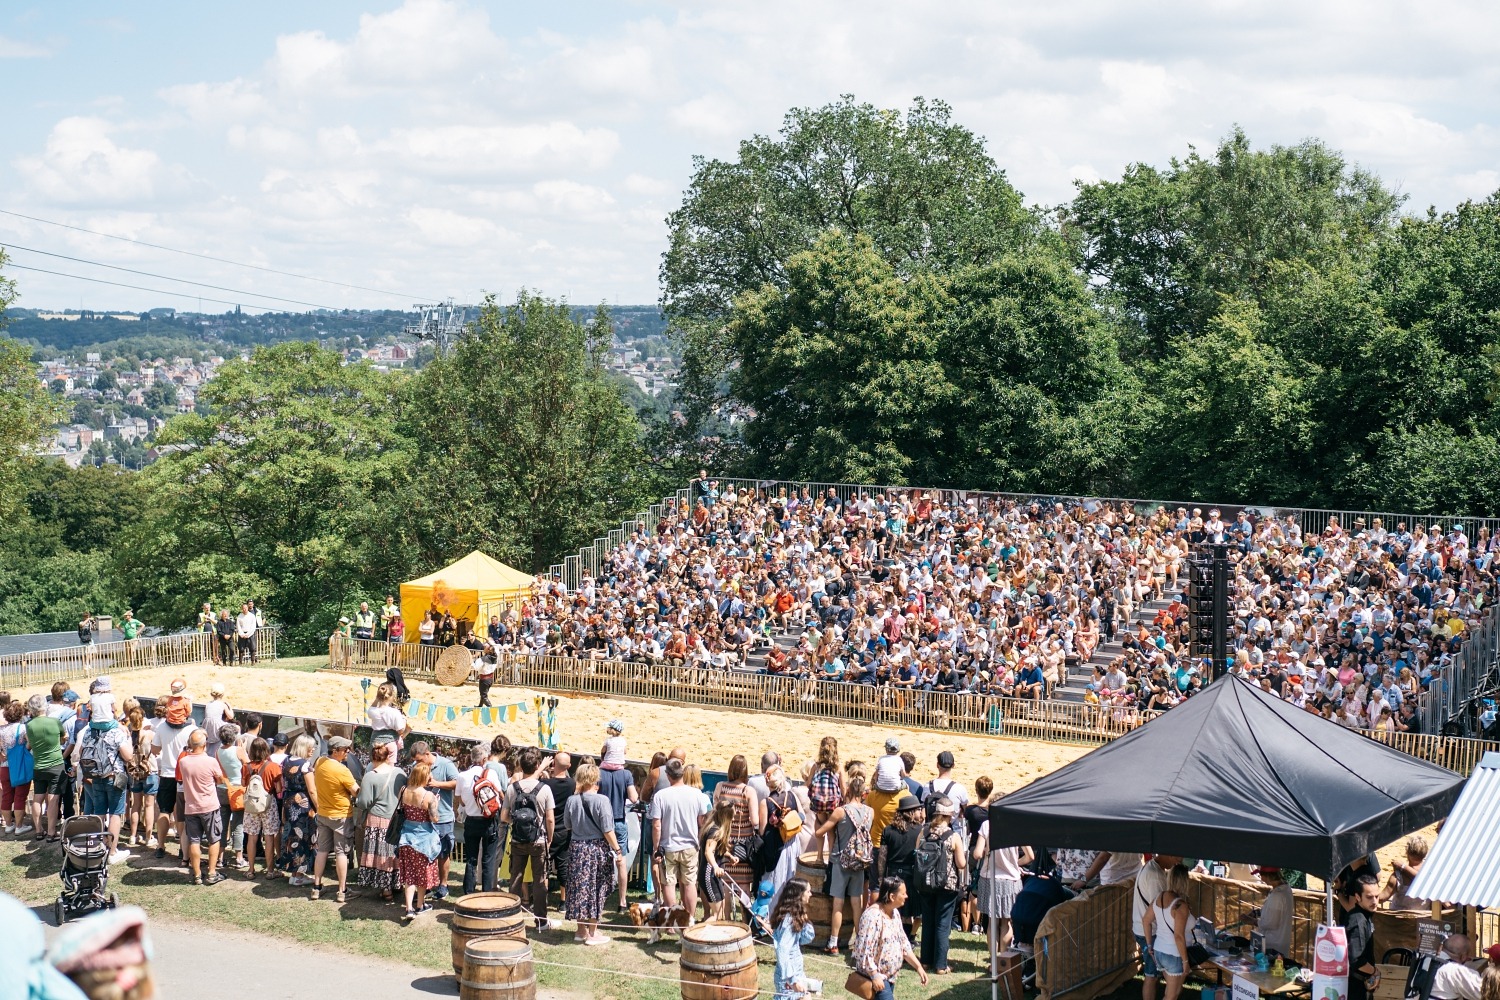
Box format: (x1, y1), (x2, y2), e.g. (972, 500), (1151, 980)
(1409, 751), (1500, 907)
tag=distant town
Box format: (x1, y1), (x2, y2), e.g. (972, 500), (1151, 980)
(9, 305), (679, 469)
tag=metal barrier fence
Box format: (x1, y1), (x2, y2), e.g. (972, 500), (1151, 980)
(544, 476), (1500, 739)
(0, 627), (279, 690)
(321, 645), (1500, 773)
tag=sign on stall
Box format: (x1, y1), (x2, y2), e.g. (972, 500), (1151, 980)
(1233, 976), (1260, 1000)
(1416, 920), (1453, 957)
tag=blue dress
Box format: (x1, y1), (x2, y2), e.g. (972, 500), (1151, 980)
(773, 916), (816, 998)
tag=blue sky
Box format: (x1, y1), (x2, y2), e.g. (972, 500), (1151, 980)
(3, 1), (1498, 312)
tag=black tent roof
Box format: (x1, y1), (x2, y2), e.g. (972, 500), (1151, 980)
(987, 674), (1462, 875)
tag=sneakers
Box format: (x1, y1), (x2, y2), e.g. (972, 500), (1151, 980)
(16, 824), (33, 836)
(108, 849), (132, 865)
(146, 836), (159, 849)
(431, 886), (449, 900)
(289, 874), (315, 887)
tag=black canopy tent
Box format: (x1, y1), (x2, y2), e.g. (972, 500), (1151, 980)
(988, 674), (1462, 877)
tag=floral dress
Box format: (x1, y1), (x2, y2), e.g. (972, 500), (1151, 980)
(276, 757), (315, 876)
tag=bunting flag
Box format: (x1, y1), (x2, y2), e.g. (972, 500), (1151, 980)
(481, 707), (493, 726)
(400, 696), (532, 728)
(445, 706), (457, 722)
(425, 703), (436, 722)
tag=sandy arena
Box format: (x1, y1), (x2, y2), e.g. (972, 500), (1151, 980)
(15, 663), (1088, 791)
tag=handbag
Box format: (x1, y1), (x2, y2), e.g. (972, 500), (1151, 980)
(226, 784), (245, 811)
(385, 805), (407, 847)
(844, 970), (875, 1000)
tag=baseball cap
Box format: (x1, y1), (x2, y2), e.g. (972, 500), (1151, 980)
(936, 751), (955, 769)
(607, 719), (625, 734)
(1253, 866), (1281, 876)
(1487, 943), (1500, 964)
(271, 733), (289, 747)
(884, 737), (900, 752)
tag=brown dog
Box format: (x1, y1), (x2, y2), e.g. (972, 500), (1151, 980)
(626, 901), (692, 943)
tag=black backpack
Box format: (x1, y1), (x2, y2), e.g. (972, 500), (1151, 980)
(1404, 955), (1446, 1000)
(914, 829), (954, 893)
(510, 782), (543, 842)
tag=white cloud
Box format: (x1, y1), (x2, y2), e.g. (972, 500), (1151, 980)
(383, 123), (619, 176)
(14, 117), (172, 205)
(160, 79), (269, 124)
(405, 206), (513, 247)
(0, 35), (49, 58)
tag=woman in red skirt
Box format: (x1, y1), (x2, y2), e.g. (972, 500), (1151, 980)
(396, 762), (442, 921)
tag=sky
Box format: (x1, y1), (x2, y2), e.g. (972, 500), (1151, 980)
(2, 0), (1498, 313)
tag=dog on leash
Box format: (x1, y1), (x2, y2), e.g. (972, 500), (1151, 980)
(626, 901), (693, 943)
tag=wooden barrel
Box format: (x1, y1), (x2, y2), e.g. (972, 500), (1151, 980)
(459, 938), (535, 1000)
(450, 892), (526, 973)
(797, 851), (855, 945)
(680, 922), (758, 1000)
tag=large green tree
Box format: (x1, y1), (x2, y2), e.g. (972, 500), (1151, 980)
(1067, 127), (1403, 359)
(128, 342), (411, 649)
(400, 292), (654, 570)
(661, 96), (1043, 455)
(0, 249), (61, 514)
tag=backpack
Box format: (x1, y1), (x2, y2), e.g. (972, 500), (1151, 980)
(510, 781), (543, 842)
(926, 780), (967, 843)
(81, 729), (120, 782)
(808, 767), (842, 814)
(838, 804), (873, 872)
(914, 828), (955, 893)
(123, 729), (151, 783)
(244, 764), (271, 816)
(6, 724), (33, 785)
(1404, 955), (1447, 1000)
(472, 771), (503, 819)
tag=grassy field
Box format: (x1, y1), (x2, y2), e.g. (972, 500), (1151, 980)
(0, 836), (1006, 1000)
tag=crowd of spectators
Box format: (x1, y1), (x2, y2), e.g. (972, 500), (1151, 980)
(479, 479), (1493, 736)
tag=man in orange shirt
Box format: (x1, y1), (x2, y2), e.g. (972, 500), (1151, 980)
(308, 736), (360, 902)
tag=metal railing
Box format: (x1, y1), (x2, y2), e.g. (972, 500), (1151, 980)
(542, 475), (1500, 741)
(0, 627), (279, 690)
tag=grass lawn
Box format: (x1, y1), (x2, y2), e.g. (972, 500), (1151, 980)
(0, 836), (1007, 999)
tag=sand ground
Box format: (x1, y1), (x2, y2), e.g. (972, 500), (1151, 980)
(15, 663), (1086, 792)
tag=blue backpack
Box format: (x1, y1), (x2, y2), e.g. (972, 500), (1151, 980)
(7, 723), (34, 785)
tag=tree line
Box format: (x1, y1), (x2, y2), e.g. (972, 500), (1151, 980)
(3, 95), (1499, 646)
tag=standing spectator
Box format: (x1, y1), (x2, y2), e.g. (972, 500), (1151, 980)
(970, 814), (1034, 952)
(457, 746), (502, 896)
(813, 773), (872, 954)
(151, 700), (196, 860)
(396, 762), (442, 921)
(650, 758), (710, 920)
(699, 799), (736, 921)
(242, 737), (283, 880)
(308, 735), (359, 902)
(876, 796), (925, 939)
(1, 699), (34, 836)
(852, 875), (928, 1000)
(713, 754), (763, 905)
(922, 751), (969, 841)
(915, 797), (966, 976)
(275, 735), (318, 886)
(503, 747), (556, 931)
(214, 610), (235, 667)
(24, 694), (66, 842)
(1144, 865), (1194, 1000)
(215, 723), (248, 874)
(564, 761), (622, 946)
(79, 714), (135, 864)
(235, 603), (259, 664)
(412, 741), (459, 900)
(540, 750), (575, 899)
(1253, 867), (1294, 959)
(175, 729), (227, 885)
(353, 741), (403, 902)
(1127, 853), (1177, 1000)
(379, 595), (400, 640)
(119, 610), (143, 644)
(1344, 873), (1381, 1000)
(353, 601), (376, 642)
(807, 737), (844, 863)
(597, 754), (638, 911)
(202, 684), (231, 759)
(197, 603), (215, 661)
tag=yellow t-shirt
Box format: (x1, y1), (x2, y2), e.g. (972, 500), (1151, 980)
(312, 757), (359, 820)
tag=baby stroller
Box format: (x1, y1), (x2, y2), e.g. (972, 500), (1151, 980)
(56, 815), (117, 924)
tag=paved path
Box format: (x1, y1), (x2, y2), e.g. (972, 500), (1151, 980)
(46, 914), (578, 1000)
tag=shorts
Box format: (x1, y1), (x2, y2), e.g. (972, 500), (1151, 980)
(84, 780), (127, 817)
(1153, 949), (1184, 976)
(33, 766), (67, 798)
(3, 778), (31, 811)
(129, 773), (160, 796)
(1136, 935), (1160, 978)
(436, 820), (454, 860)
(829, 862), (866, 899)
(663, 848), (699, 887)
(185, 809), (224, 845)
(316, 815), (354, 855)
(244, 806), (281, 838)
(156, 776), (179, 816)
(613, 819), (630, 856)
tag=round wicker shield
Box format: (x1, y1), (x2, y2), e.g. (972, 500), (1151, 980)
(434, 645), (473, 687)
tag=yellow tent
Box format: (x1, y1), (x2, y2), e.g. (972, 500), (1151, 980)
(399, 550), (537, 642)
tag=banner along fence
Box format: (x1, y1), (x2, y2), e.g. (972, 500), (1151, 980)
(325, 641), (1500, 773)
(0, 627), (279, 691)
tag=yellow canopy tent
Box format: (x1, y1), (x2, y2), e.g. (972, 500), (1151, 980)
(399, 550), (537, 642)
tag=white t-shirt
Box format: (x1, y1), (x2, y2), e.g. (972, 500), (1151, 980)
(153, 720), (200, 777)
(1131, 859), (1170, 936)
(367, 705), (405, 732)
(90, 692), (117, 725)
(456, 765), (485, 813)
(1100, 851), (1144, 885)
(873, 753), (905, 793)
(974, 821), (1022, 881)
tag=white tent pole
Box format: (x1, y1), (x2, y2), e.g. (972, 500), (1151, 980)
(990, 864), (1000, 1000)
(1325, 876), (1334, 924)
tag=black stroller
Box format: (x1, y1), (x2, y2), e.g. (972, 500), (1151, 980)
(56, 815), (117, 923)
